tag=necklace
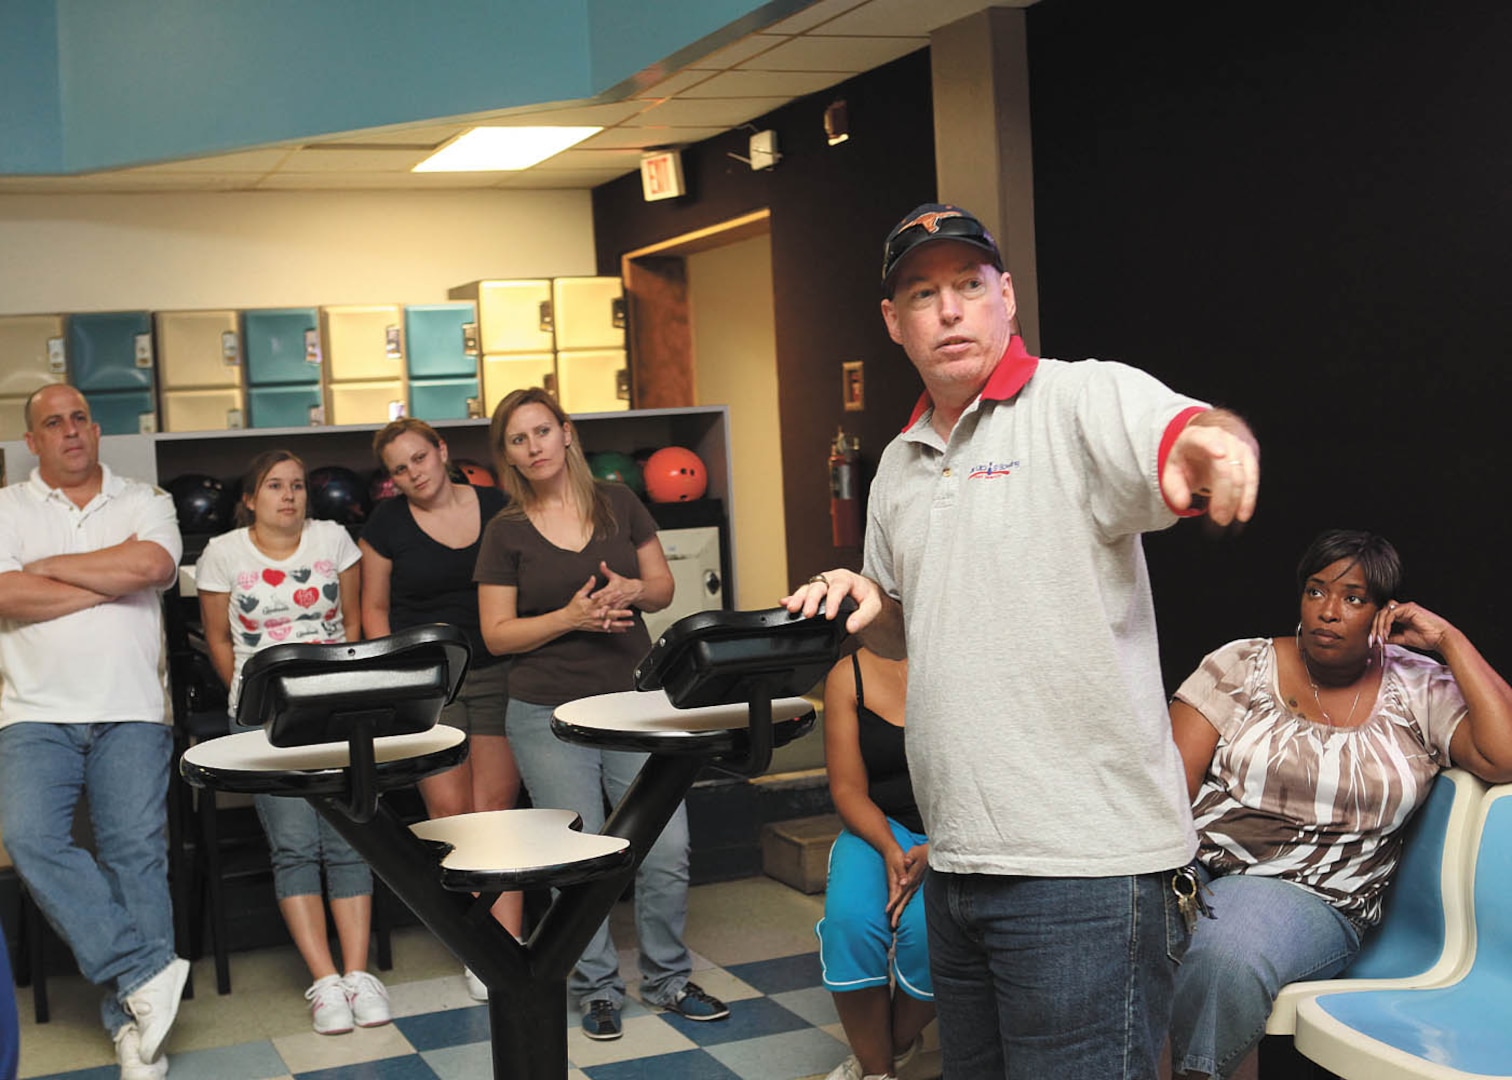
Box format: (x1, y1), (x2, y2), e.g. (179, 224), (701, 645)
(1294, 632), (1367, 728)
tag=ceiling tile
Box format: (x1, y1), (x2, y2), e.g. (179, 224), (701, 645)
(527, 147), (645, 171)
(736, 34), (925, 72)
(814, 0), (1030, 37)
(763, 0), (873, 36)
(676, 69), (845, 99)
(255, 172), (498, 190)
(579, 125), (729, 150)
(323, 124), (467, 147)
(628, 69), (723, 101)
(683, 33), (791, 70)
(626, 97), (790, 128)
(121, 148), (294, 174)
(470, 100), (651, 127)
(279, 147), (432, 172)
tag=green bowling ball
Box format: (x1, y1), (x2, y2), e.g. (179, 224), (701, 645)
(588, 450), (646, 497)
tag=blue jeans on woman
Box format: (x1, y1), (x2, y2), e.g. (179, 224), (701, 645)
(253, 794), (373, 901)
(1169, 866), (1360, 1079)
(0, 721), (177, 1035)
(925, 867), (1190, 1079)
(506, 698), (692, 1012)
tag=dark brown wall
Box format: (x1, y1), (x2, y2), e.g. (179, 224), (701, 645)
(593, 49), (937, 590)
(1027, 0), (1512, 685)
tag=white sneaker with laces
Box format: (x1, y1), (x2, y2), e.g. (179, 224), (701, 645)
(113, 1022), (168, 1080)
(464, 967), (488, 1001)
(306, 974), (354, 1034)
(342, 969), (392, 1027)
(123, 956), (189, 1063)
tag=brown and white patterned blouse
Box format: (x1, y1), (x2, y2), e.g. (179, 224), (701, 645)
(1176, 638), (1467, 924)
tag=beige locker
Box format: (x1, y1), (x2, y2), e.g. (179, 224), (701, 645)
(0, 314), (67, 397)
(320, 305), (405, 382)
(160, 387), (245, 433)
(552, 277), (626, 351)
(154, 310), (243, 390)
(326, 379), (406, 427)
(450, 281), (554, 354)
(481, 353), (557, 416)
(0, 398), (33, 442)
(555, 350), (630, 414)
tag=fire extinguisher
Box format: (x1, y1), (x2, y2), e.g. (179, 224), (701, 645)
(829, 426), (862, 548)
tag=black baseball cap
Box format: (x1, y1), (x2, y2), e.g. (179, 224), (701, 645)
(881, 203), (1003, 296)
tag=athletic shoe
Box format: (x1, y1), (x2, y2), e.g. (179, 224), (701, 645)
(824, 1056), (896, 1080)
(113, 1023), (168, 1080)
(305, 974), (354, 1035)
(464, 967), (488, 1001)
(123, 956), (190, 1062)
(664, 981), (730, 1021)
(342, 969), (392, 1027)
(581, 999), (622, 1040)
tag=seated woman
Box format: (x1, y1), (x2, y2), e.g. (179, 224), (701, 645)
(818, 647), (934, 1080)
(1168, 528), (1512, 1080)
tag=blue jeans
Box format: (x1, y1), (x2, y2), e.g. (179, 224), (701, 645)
(817, 821), (932, 999)
(1169, 867), (1360, 1079)
(506, 698), (692, 1011)
(924, 867), (1189, 1079)
(0, 722), (176, 1034)
(253, 794), (372, 901)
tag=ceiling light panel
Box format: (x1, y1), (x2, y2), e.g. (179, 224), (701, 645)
(414, 126), (603, 172)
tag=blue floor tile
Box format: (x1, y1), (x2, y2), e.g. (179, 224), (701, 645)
(160, 1039), (291, 1080)
(725, 952), (824, 996)
(583, 1048), (744, 1079)
(660, 995), (812, 1047)
(707, 1027), (850, 1080)
(295, 1054), (441, 1079)
(393, 1003), (491, 1051)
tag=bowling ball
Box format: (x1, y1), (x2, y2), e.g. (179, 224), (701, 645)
(453, 458), (497, 488)
(588, 451), (645, 498)
(643, 447), (708, 503)
(167, 473), (234, 534)
(370, 468), (398, 503)
(306, 465), (371, 524)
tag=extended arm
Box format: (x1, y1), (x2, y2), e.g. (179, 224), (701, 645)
(1161, 408), (1261, 526)
(1376, 602), (1512, 782)
(783, 569), (905, 659)
(197, 590), (236, 690)
(358, 540), (393, 639)
(478, 578), (635, 656)
(1170, 698), (1221, 800)
(0, 569), (111, 622)
(26, 538), (177, 597)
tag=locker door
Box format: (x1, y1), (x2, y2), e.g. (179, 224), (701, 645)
(327, 380), (406, 426)
(242, 308), (322, 385)
(85, 390), (157, 435)
(161, 387), (245, 432)
(481, 353), (557, 416)
(405, 303), (479, 379)
(555, 350), (629, 414)
(155, 311), (243, 390)
(552, 277), (626, 350)
(321, 305), (404, 382)
(67, 312), (154, 392)
(0, 398), (32, 442)
(248, 385), (323, 429)
(409, 378), (482, 422)
(643, 526), (724, 643)
(0, 315), (67, 397)
(451, 281), (554, 354)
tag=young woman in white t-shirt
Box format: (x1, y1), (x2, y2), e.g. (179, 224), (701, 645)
(195, 450), (390, 1036)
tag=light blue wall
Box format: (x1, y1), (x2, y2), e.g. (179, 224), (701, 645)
(0, 0), (64, 172)
(2, 0), (796, 174)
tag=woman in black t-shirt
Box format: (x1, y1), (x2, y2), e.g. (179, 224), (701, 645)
(359, 418), (520, 992)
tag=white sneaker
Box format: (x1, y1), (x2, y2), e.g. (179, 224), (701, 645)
(122, 956), (189, 1063)
(305, 974), (354, 1034)
(464, 967), (488, 1001)
(113, 1022), (168, 1080)
(342, 969), (392, 1027)
(824, 1055), (896, 1080)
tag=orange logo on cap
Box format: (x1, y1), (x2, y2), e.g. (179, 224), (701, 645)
(900, 209), (964, 234)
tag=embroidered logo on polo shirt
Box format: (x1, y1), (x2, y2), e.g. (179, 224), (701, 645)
(968, 460), (1018, 479)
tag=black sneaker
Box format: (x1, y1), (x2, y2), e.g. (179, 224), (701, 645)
(665, 981), (730, 1021)
(581, 999), (622, 1040)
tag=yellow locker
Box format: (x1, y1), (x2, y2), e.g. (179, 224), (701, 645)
(320, 305), (405, 382)
(160, 388), (245, 433)
(154, 311), (243, 390)
(555, 350), (630, 414)
(552, 277), (626, 351)
(450, 281), (554, 354)
(327, 380), (406, 427)
(481, 353), (557, 416)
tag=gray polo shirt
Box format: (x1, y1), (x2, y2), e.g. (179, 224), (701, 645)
(863, 342), (1202, 877)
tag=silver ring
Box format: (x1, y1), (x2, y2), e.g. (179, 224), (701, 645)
(806, 574), (829, 586)
(1228, 459), (1243, 466)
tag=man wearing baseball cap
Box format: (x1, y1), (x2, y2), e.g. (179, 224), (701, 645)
(787, 203), (1259, 1079)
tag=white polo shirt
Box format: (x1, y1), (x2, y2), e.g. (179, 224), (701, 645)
(0, 465), (182, 726)
(864, 338), (1203, 877)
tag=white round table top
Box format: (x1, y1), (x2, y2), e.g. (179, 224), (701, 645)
(411, 808), (629, 873)
(182, 725), (467, 773)
(552, 689), (814, 736)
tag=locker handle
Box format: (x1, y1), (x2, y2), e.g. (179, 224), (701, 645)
(611, 297), (627, 330)
(538, 300), (555, 334)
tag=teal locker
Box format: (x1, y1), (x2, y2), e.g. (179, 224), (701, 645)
(248, 385), (323, 429)
(404, 303), (478, 379)
(67, 312), (154, 393)
(242, 308), (321, 386)
(84, 390), (156, 435)
(409, 378), (481, 422)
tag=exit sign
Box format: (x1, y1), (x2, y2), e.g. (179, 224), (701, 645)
(640, 150), (686, 201)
